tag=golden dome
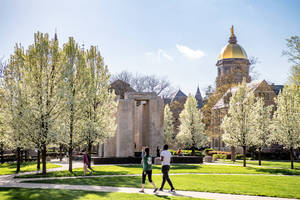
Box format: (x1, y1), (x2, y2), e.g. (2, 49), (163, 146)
(218, 43), (248, 60)
(218, 25), (248, 61)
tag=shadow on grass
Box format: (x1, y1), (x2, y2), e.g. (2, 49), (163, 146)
(0, 187), (110, 200)
(23, 176), (142, 188)
(247, 167), (300, 175)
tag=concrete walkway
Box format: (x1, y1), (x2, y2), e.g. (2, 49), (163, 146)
(0, 161), (298, 200)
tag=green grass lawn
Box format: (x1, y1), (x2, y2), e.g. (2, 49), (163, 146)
(217, 159), (300, 169)
(24, 174), (300, 199)
(0, 162), (61, 175)
(0, 188), (207, 200)
(16, 163), (300, 178)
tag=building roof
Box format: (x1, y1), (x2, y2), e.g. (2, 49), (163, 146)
(171, 89), (187, 102)
(270, 85), (284, 95)
(212, 80), (265, 109)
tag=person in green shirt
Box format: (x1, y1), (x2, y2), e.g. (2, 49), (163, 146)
(140, 147), (158, 193)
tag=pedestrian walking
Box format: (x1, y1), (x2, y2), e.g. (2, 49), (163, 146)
(139, 148), (158, 193)
(159, 144), (175, 192)
(82, 150), (92, 176)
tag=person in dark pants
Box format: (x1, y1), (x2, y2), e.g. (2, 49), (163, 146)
(159, 144), (175, 192)
(140, 148), (158, 193)
(83, 150), (92, 176)
(87, 152), (94, 171)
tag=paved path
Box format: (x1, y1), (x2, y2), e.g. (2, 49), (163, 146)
(0, 161), (298, 200)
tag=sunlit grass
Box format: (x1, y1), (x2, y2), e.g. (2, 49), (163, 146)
(0, 162), (61, 175)
(24, 174), (300, 199)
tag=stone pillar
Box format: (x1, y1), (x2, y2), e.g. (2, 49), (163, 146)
(147, 97), (164, 156)
(135, 103), (143, 152)
(116, 99), (136, 157)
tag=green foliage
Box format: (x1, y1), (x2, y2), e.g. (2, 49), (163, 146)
(169, 150), (203, 156)
(203, 148), (214, 155)
(212, 154), (227, 161)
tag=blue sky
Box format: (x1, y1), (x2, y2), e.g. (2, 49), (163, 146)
(1, 0), (300, 96)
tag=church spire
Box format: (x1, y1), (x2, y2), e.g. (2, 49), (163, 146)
(195, 86), (203, 108)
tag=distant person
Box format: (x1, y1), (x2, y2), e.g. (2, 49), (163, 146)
(83, 150), (92, 176)
(140, 148), (158, 193)
(177, 149), (182, 156)
(87, 151), (94, 171)
(156, 146), (160, 157)
(159, 144), (175, 192)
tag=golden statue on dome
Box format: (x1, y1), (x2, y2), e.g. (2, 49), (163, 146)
(231, 25), (234, 36)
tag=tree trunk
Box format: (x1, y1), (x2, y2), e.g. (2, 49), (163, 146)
(68, 146), (73, 173)
(218, 136), (221, 151)
(242, 146), (247, 167)
(37, 149), (40, 171)
(290, 147), (294, 169)
(16, 147), (21, 173)
(258, 148), (262, 166)
(59, 144), (63, 162)
(191, 146), (195, 156)
(25, 150), (28, 162)
(231, 146), (236, 162)
(69, 91), (75, 173)
(42, 143), (47, 175)
(0, 143), (4, 164)
(101, 143), (104, 158)
(88, 142), (92, 157)
(20, 150), (23, 163)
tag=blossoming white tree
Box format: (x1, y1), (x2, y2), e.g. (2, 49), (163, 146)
(221, 80), (256, 167)
(249, 97), (273, 166)
(79, 46), (117, 155)
(3, 45), (34, 172)
(176, 95), (207, 156)
(271, 84), (300, 169)
(163, 104), (175, 145)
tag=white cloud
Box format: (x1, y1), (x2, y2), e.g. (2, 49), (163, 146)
(145, 49), (173, 61)
(176, 44), (205, 60)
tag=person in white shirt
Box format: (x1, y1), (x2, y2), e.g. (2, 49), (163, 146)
(159, 144), (175, 192)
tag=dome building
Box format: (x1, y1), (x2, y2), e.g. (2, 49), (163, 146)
(216, 26), (251, 88)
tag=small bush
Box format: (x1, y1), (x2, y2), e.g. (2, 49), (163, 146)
(235, 154), (251, 160)
(169, 150), (203, 157)
(213, 154), (227, 161)
(204, 148), (214, 155)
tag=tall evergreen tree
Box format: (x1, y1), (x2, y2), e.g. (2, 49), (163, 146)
(176, 95), (207, 156)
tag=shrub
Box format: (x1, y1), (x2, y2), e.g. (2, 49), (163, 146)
(212, 154), (227, 161)
(204, 148), (214, 155)
(235, 154), (251, 160)
(208, 150), (231, 159)
(169, 150), (203, 157)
